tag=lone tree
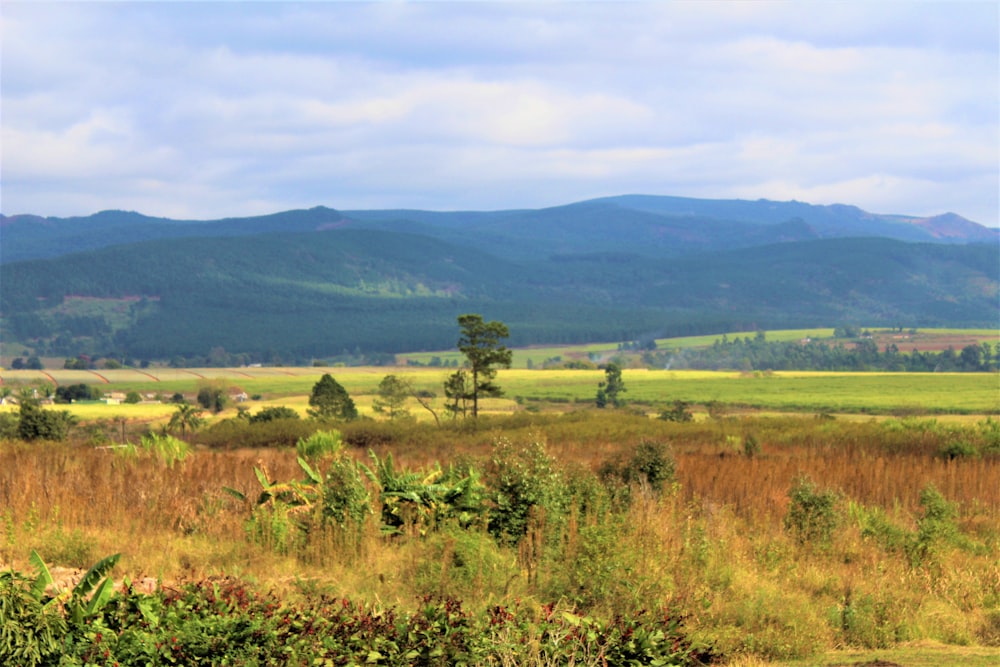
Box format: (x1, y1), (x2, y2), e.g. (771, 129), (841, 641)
(596, 362), (627, 408)
(168, 403), (204, 437)
(372, 374), (412, 421)
(456, 314), (512, 418)
(308, 373), (358, 421)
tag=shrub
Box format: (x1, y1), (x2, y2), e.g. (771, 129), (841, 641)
(658, 400), (694, 422)
(0, 572), (67, 666)
(196, 417), (316, 449)
(939, 440), (979, 460)
(598, 439), (676, 506)
(321, 457), (372, 530)
(486, 439), (568, 545)
(248, 406), (300, 424)
(17, 401), (75, 441)
(784, 476), (839, 547)
(908, 484), (961, 567)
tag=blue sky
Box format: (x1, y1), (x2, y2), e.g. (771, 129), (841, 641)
(2, 1), (998, 226)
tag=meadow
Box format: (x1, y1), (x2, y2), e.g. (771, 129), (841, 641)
(3, 366), (998, 424)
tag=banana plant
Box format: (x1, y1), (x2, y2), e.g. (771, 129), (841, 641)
(27, 550), (121, 622)
(224, 457), (321, 508)
(362, 451), (487, 534)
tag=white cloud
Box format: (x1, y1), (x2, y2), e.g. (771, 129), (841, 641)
(0, 1), (996, 226)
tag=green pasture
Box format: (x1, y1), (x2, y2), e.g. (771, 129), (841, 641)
(3, 366), (997, 417)
(500, 368), (1000, 414)
(399, 328), (840, 367)
(401, 327), (999, 368)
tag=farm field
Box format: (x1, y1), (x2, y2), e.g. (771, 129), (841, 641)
(398, 327), (1000, 367)
(2, 366), (998, 420)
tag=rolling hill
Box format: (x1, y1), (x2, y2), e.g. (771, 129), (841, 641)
(1, 195), (997, 363)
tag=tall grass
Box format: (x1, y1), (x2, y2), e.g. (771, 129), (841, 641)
(1, 412), (997, 661)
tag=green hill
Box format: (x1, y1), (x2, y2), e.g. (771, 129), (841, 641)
(2, 223), (996, 362)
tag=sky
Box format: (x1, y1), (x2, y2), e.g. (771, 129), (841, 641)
(2, 1), (998, 226)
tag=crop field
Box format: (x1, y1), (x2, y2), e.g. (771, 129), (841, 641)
(396, 327), (1000, 367)
(4, 366), (997, 420)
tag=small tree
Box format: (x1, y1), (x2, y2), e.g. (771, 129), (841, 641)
(17, 398), (75, 441)
(443, 369), (473, 419)
(196, 380), (228, 413)
(456, 314), (512, 418)
(308, 373), (358, 421)
(596, 362), (626, 408)
(372, 374), (411, 421)
(168, 403), (204, 437)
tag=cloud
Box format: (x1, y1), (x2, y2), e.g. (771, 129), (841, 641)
(1, 1), (996, 225)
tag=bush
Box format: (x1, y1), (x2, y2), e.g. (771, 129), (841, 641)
(195, 417), (316, 449)
(598, 439), (676, 506)
(0, 572), (67, 666)
(321, 457), (372, 530)
(658, 400), (693, 422)
(939, 440), (979, 460)
(784, 476), (839, 547)
(17, 402), (75, 441)
(248, 406), (300, 424)
(487, 439), (569, 546)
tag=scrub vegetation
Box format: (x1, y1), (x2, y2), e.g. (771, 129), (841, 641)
(1, 408), (998, 665)
(1, 325), (998, 665)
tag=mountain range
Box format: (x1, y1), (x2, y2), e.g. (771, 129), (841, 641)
(1, 195), (997, 363)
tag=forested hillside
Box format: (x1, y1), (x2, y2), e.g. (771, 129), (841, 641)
(2, 220), (996, 363)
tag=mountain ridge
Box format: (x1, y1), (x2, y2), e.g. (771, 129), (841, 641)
(2, 195), (996, 264)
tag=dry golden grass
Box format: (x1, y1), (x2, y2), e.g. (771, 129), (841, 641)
(1, 412), (997, 661)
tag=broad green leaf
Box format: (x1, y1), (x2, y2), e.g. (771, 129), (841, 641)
(84, 576), (115, 615)
(28, 549), (54, 600)
(73, 553), (121, 599)
(297, 456), (322, 485)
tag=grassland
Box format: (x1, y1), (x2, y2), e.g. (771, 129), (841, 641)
(2, 331), (998, 664)
(1, 411), (998, 665)
(3, 366), (997, 423)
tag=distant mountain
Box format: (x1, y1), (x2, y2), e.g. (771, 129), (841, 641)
(2, 195), (995, 264)
(1, 217), (996, 361)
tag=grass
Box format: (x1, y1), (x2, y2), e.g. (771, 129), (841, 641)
(1, 410), (998, 663)
(2, 367), (1000, 414)
(775, 641), (1000, 666)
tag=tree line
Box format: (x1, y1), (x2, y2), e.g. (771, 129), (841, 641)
(644, 332), (998, 372)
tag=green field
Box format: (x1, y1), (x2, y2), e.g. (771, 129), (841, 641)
(400, 327), (999, 368)
(2, 366), (998, 419)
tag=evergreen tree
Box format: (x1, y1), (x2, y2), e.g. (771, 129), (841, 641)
(308, 373), (358, 421)
(456, 314), (512, 418)
(372, 374), (411, 420)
